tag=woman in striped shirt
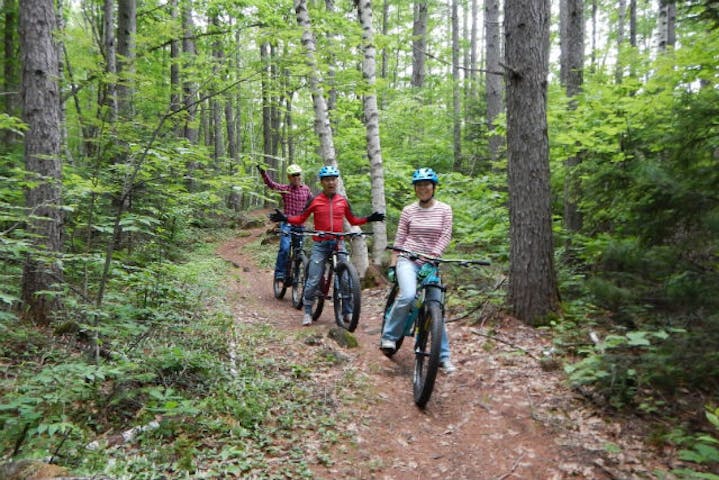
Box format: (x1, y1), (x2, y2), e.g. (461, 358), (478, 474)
(380, 168), (457, 373)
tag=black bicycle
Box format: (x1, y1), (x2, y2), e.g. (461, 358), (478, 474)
(302, 230), (371, 332)
(381, 246), (490, 408)
(273, 227), (308, 309)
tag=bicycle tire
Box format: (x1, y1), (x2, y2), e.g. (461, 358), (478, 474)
(380, 284), (404, 356)
(333, 260), (361, 332)
(413, 302), (443, 408)
(310, 262), (329, 321)
(273, 276), (287, 300)
(291, 253), (308, 309)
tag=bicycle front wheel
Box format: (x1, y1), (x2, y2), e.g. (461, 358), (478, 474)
(333, 261), (361, 332)
(273, 276), (287, 300)
(413, 302), (443, 408)
(310, 262), (329, 321)
(291, 253), (308, 309)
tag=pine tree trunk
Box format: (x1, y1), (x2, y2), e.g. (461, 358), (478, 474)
(560, 0), (584, 234)
(411, 1), (428, 88)
(20, 0), (64, 324)
(485, 0), (504, 163)
(505, 0), (560, 325)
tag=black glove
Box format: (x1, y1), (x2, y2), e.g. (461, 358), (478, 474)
(269, 208), (288, 223)
(256, 164), (265, 175)
(366, 211), (385, 222)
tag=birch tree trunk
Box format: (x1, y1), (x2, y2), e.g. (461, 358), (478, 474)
(20, 0), (64, 324)
(505, 0), (560, 325)
(295, 0), (370, 275)
(357, 0), (388, 266)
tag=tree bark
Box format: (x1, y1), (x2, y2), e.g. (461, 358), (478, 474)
(20, 0), (64, 324)
(560, 0), (584, 233)
(411, 0), (428, 88)
(485, 0), (504, 163)
(504, 0), (560, 325)
(357, 0), (388, 267)
(451, 0), (462, 171)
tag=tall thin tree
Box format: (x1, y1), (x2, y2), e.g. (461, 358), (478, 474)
(19, 0), (64, 324)
(356, 0), (388, 266)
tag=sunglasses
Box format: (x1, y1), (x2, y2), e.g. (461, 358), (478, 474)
(290, 173), (301, 177)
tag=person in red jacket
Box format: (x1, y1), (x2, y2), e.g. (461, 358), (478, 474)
(270, 165), (385, 326)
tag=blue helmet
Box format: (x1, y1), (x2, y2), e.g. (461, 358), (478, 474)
(412, 167), (439, 185)
(318, 165), (340, 178)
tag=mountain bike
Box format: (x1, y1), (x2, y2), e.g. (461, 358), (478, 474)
(381, 246), (490, 408)
(273, 227), (308, 309)
(303, 230), (371, 332)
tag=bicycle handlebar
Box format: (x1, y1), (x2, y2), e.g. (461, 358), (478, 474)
(386, 245), (490, 266)
(275, 229), (373, 239)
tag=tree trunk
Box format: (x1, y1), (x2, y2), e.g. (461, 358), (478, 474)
(296, 0), (371, 275)
(451, 0), (462, 171)
(117, 0), (135, 118)
(294, 0), (336, 165)
(504, 0), (560, 325)
(485, 0), (503, 163)
(19, 0), (64, 324)
(181, 0), (199, 144)
(357, 0), (388, 267)
(411, 0), (428, 88)
(102, 0), (117, 123)
(657, 0), (676, 51)
(560, 0), (584, 234)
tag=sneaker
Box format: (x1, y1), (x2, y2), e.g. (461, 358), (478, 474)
(380, 338), (396, 351)
(440, 359), (457, 374)
(302, 313), (312, 326)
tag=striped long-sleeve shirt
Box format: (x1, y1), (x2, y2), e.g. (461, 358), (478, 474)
(260, 170), (313, 216)
(394, 200), (453, 258)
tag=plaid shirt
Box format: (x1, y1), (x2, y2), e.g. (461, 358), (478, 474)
(260, 170), (313, 216)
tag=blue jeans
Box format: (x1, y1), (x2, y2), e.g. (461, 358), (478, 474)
(303, 240), (349, 315)
(381, 257), (451, 361)
(275, 223), (303, 280)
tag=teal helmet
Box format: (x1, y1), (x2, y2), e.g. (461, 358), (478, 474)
(318, 165), (340, 178)
(412, 167), (439, 185)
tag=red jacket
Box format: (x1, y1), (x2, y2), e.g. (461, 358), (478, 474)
(287, 192), (367, 240)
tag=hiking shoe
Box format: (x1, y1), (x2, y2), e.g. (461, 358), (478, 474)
(440, 359), (457, 374)
(302, 313), (312, 326)
(380, 338), (396, 351)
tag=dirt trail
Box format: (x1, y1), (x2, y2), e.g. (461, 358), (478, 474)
(216, 213), (677, 480)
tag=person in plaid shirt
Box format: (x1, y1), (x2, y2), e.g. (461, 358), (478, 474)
(257, 164), (313, 283)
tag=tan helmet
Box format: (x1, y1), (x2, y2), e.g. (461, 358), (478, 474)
(287, 164), (302, 176)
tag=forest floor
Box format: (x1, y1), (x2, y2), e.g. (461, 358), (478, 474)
(216, 210), (682, 480)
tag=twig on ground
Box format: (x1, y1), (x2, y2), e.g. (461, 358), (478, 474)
(469, 327), (539, 360)
(495, 451), (526, 480)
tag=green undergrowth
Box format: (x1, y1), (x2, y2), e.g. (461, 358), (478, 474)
(0, 229), (364, 479)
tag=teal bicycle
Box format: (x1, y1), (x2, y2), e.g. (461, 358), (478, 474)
(382, 246), (490, 408)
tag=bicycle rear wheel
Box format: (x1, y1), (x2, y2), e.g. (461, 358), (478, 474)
(333, 260), (361, 332)
(291, 253), (308, 309)
(380, 284), (404, 356)
(413, 302), (442, 408)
